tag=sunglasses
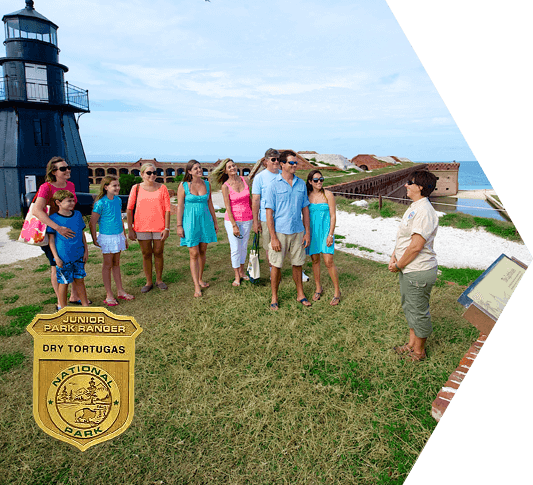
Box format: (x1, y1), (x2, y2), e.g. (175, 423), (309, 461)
(406, 180), (417, 185)
(269, 157), (279, 162)
(282, 161), (298, 165)
(53, 166), (72, 172)
(312, 177), (325, 183)
(145, 171), (157, 176)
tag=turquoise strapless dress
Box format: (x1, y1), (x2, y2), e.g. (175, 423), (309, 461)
(180, 181), (217, 247)
(306, 203), (334, 256)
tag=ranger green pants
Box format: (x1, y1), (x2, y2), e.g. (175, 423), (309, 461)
(399, 267), (438, 339)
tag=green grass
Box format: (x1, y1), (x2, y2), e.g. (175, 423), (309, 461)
(0, 351), (26, 373)
(0, 215), (479, 483)
(437, 267), (484, 288)
(439, 213), (521, 241)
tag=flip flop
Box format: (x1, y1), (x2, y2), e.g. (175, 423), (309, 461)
(199, 281), (210, 288)
(313, 287), (323, 301)
(232, 281), (241, 287)
(117, 293), (135, 301)
(270, 302), (279, 311)
(69, 299), (93, 305)
(103, 297), (118, 307)
(241, 275), (250, 281)
(330, 295), (341, 306)
(297, 297), (312, 307)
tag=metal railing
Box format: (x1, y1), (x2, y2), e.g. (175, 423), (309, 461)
(0, 76), (89, 111)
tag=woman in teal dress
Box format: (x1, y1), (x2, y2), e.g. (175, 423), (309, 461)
(177, 160), (219, 297)
(306, 170), (341, 305)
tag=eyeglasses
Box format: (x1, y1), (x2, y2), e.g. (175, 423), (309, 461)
(53, 166), (72, 172)
(312, 177), (325, 183)
(282, 161), (298, 165)
(145, 171), (157, 175)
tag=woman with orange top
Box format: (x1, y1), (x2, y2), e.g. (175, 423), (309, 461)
(127, 163), (171, 293)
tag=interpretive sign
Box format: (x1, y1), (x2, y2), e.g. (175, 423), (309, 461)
(458, 254), (527, 334)
(27, 307), (142, 451)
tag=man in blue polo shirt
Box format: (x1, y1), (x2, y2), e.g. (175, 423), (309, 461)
(265, 150), (311, 310)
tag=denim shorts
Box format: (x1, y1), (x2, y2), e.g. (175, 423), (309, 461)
(56, 259), (86, 284)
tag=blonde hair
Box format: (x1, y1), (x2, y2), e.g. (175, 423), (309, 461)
(95, 175), (118, 202)
(211, 158), (234, 185)
(45, 156), (66, 183)
(140, 163), (156, 176)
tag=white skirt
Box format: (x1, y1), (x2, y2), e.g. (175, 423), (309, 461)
(97, 233), (127, 254)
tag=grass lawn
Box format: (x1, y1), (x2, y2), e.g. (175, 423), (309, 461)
(0, 216), (480, 484)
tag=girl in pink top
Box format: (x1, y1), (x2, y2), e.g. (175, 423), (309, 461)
(126, 163), (171, 293)
(212, 158), (253, 286)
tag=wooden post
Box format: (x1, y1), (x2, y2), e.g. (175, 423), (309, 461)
(379, 195), (382, 210)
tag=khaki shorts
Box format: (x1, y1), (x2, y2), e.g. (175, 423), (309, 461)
(260, 220), (271, 253)
(268, 231), (306, 268)
(136, 231), (162, 241)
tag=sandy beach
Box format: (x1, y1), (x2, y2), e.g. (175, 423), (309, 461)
(2, 189), (528, 270)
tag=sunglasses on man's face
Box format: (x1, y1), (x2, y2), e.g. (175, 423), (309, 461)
(145, 171), (157, 176)
(54, 166), (72, 172)
(406, 180), (417, 185)
(312, 177), (325, 183)
(282, 161), (298, 166)
(269, 157), (279, 162)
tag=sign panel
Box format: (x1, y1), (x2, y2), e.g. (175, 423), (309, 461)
(458, 254), (527, 321)
(27, 307), (142, 451)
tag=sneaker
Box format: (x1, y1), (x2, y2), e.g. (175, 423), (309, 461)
(302, 271), (310, 282)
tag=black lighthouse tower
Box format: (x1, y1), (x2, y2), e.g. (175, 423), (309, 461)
(0, 0), (90, 217)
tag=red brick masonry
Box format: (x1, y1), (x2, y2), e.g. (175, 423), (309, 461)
(431, 334), (488, 421)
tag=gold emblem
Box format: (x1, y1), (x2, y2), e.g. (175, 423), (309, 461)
(27, 307), (142, 451)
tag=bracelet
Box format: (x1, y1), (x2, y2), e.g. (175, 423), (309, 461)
(395, 263), (400, 270)
(177, 224), (182, 227)
(164, 228), (170, 231)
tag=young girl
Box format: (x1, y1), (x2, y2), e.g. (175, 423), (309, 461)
(90, 176), (134, 306)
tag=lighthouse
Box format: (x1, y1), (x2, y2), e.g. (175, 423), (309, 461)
(0, 0), (90, 217)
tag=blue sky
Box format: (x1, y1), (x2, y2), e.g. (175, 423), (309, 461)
(4, 0), (474, 161)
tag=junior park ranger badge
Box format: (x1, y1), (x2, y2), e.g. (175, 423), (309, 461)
(27, 307), (142, 451)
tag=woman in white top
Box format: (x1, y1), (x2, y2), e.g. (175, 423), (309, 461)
(389, 170), (439, 362)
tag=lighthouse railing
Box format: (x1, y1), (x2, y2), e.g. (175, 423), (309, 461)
(0, 76), (89, 111)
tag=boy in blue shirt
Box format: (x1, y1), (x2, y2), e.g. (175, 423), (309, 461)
(47, 190), (90, 309)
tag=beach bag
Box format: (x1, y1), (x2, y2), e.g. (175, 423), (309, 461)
(246, 232), (261, 283)
(18, 190), (50, 246)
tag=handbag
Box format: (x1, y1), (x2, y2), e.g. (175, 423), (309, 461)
(18, 187), (50, 246)
(246, 232), (261, 283)
(131, 184), (140, 230)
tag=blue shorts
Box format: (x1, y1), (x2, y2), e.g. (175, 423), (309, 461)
(56, 259), (86, 285)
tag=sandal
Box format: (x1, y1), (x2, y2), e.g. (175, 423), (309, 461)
(141, 284), (153, 293)
(199, 281), (210, 288)
(270, 302), (279, 311)
(70, 299), (93, 305)
(194, 291), (202, 298)
(232, 280), (241, 287)
(330, 294), (341, 306)
(297, 297), (312, 307)
(156, 282), (168, 290)
(313, 287), (323, 301)
(117, 293), (135, 301)
(404, 351), (426, 362)
(104, 297), (119, 307)
(393, 344), (413, 355)
(241, 275), (250, 281)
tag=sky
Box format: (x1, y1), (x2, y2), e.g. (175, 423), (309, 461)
(3, 0), (476, 162)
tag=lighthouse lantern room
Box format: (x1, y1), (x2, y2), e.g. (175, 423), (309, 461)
(0, 0), (90, 217)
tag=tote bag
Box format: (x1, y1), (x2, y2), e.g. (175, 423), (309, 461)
(18, 187), (50, 246)
(246, 232), (261, 283)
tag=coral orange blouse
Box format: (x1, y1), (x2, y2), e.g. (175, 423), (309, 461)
(127, 184), (170, 232)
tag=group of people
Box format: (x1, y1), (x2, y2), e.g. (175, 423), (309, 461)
(32, 152), (439, 362)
